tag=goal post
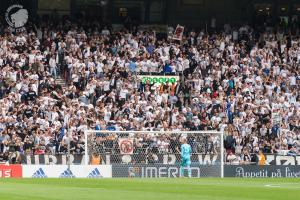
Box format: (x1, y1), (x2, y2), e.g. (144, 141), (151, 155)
(84, 130), (224, 178)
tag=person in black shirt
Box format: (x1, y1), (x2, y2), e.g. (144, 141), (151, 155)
(23, 136), (33, 154)
(225, 132), (236, 153)
(24, 107), (33, 118)
(0, 152), (9, 163)
(241, 148), (251, 164)
(26, 88), (37, 101)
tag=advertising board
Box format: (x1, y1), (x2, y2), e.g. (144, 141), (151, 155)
(0, 164), (22, 178)
(22, 165), (112, 178)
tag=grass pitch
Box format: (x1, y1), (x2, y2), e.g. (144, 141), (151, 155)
(0, 178), (299, 200)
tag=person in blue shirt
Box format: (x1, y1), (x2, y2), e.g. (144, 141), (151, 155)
(163, 62), (172, 73)
(129, 60), (136, 74)
(180, 137), (192, 178)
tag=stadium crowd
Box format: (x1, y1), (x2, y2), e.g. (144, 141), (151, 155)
(0, 18), (299, 165)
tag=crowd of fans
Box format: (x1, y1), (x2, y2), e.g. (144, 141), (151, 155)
(0, 18), (299, 165)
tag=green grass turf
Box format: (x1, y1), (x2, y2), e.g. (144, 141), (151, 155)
(0, 178), (299, 200)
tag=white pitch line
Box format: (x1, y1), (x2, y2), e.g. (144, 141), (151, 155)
(264, 183), (300, 189)
(265, 184), (281, 188)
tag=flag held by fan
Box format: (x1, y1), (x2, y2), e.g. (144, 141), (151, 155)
(119, 138), (134, 155)
(173, 24), (184, 41)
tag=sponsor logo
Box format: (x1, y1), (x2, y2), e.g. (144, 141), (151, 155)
(32, 168), (48, 178)
(59, 168), (75, 178)
(235, 167), (269, 178)
(138, 75), (179, 84)
(128, 166), (201, 178)
(87, 168), (103, 178)
(231, 166), (300, 178)
(0, 169), (11, 178)
(5, 4), (28, 31)
(0, 164), (22, 178)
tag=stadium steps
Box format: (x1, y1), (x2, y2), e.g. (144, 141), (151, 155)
(55, 77), (67, 90)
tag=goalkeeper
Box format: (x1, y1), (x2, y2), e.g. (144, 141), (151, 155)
(180, 137), (192, 178)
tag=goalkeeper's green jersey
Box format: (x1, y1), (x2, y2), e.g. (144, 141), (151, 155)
(181, 143), (192, 159)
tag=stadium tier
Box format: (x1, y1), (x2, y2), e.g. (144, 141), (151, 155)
(0, 1), (299, 176)
(0, 20), (299, 167)
(0, 1), (300, 200)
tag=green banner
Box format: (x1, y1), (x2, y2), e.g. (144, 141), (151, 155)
(138, 75), (179, 84)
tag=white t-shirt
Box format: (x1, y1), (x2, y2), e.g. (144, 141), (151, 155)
(103, 81), (110, 91)
(119, 89), (128, 99)
(289, 76), (296, 86)
(28, 54), (35, 64)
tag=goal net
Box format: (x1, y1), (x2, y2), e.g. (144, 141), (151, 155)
(84, 130), (224, 178)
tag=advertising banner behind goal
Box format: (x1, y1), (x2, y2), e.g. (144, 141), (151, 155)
(225, 165), (300, 178)
(112, 164), (221, 178)
(21, 154), (300, 166)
